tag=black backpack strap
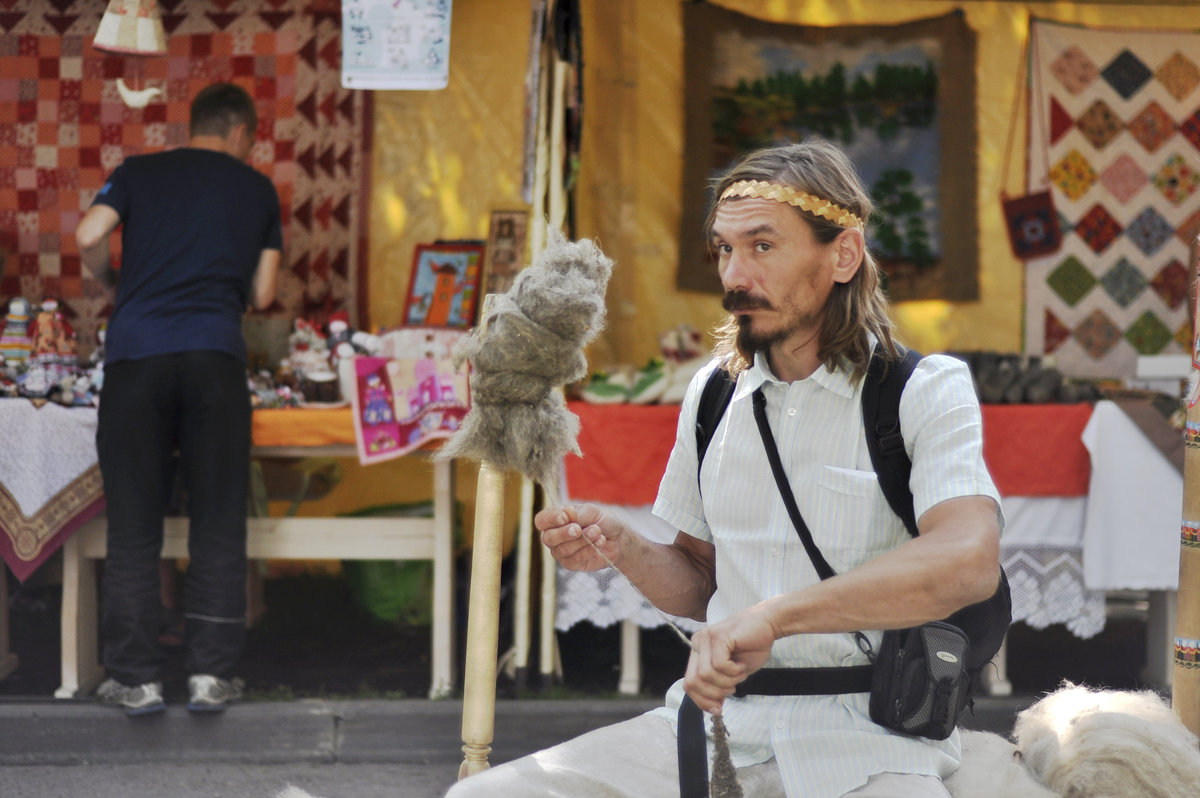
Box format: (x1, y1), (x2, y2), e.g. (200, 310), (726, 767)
(695, 364), (736, 472)
(677, 695), (709, 798)
(862, 345), (923, 537)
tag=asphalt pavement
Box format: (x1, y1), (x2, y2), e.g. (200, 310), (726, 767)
(0, 693), (1034, 798)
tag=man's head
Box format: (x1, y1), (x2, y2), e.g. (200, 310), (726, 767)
(706, 139), (897, 380)
(189, 82), (258, 161)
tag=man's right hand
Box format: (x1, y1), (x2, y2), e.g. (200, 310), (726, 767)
(535, 504), (625, 572)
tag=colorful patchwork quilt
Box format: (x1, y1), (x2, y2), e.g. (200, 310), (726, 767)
(0, 0), (370, 359)
(1024, 19), (1200, 378)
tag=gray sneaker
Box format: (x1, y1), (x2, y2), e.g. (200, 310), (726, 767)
(187, 674), (244, 712)
(95, 678), (165, 716)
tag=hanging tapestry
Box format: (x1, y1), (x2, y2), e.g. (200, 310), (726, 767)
(0, 0), (372, 359)
(1024, 18), (1200, 379)
(679, 5), (978, 301)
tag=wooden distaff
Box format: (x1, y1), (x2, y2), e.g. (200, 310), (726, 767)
(441, 234), (613, 779)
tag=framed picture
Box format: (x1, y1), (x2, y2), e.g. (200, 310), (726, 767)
(483, 210), (530, 295)
(402, 242), (486, 328)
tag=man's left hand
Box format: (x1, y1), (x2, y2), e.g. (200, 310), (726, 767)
(683, 605), (777, 715)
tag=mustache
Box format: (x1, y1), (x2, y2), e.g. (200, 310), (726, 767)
(722, 290), (772, 313)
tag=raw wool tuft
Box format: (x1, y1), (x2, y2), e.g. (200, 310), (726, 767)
(709, 714), (744, 798)
(438, 230), (613, 488)
(1012, 681), (1200, 798)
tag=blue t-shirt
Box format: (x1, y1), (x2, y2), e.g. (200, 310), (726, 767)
(92, 148), (282, 365)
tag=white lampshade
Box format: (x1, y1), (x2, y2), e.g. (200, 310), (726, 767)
(93, 0), (167, 55)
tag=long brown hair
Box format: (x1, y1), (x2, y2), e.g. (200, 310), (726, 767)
(707, 140), (899, 382)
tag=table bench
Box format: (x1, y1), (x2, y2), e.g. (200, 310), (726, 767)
(55, 445), (457, 700)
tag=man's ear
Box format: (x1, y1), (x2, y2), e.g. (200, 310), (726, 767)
(831, 227), (865, 285)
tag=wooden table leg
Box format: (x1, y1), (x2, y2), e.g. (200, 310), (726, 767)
(430, 457), (456, 699)
(56, 525), (103, 698)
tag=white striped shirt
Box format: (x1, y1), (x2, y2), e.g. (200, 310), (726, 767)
(649, 349), (1002, 798)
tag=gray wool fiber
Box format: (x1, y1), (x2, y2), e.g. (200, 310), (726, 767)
(437, 230), (613, 488)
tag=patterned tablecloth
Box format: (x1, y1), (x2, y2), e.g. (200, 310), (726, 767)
(0, 400), (105, 582)
(0, 403), (365, 581)
(558, 400), (1180, 640)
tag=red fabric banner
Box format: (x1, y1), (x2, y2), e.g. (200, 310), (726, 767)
(565, 401), (1094, 506)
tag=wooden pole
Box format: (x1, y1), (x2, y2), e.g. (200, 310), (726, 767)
(458, 460), (507, 778)
(512, 475), (536, 690)
(1174, 263), (1200, 734)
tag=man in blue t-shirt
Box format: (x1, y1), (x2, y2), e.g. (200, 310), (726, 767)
(75, 82), (282, 715)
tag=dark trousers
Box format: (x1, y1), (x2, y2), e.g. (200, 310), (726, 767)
(97, 351), (251, 685)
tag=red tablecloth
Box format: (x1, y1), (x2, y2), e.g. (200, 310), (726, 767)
(564, 401), (1094, 506)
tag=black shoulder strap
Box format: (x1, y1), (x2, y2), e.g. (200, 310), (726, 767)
(695, 364), (736, 471)
(862, 345), (923, 537)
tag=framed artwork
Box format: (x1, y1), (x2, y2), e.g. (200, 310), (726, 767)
(483, 210), (531, 295)
(402, 242), (486, 328)
(679, 5), (978, 302)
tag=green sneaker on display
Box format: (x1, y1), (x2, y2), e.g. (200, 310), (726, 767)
(580, 371), (631, 404)
(629, 358), (669, 404)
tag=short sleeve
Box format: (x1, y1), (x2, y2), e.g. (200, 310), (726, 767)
(652, 358), (722, 542)
(92, 163), (129, 219)
(901, 354), (1003, 524)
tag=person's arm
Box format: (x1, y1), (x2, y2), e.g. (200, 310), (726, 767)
(683, 494), (1001, 713)
(75, 205), (121, 293)
(251, 248), (281, 310)
(536, 504), (717, 621)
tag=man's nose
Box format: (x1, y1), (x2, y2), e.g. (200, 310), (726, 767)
(720, 249), (751, 291)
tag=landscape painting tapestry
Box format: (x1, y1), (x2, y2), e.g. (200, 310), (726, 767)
(680, 6), (978, 302)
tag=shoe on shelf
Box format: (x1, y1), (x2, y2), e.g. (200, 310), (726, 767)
(580, 370), (632, 404)
(629, 358), (670, 404)
(95, 678), (166, 716)
(187, 674), (244, 713)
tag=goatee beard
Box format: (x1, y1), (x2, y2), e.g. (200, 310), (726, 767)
(734, 313), (787, 356)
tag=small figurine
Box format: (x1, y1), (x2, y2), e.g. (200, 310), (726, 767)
(287, 317), (331, 379)
(17, 363), (51, 398)
(0, 296), (32, 366)
(27, 296), (77, 381)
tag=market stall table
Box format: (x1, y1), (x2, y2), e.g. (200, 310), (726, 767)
(556, 399), (1181, 694)
(0, 404), (458, 700)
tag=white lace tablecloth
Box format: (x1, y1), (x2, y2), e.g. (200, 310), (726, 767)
(555, 500), (704, 633)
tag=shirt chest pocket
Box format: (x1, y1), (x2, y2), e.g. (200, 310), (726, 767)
(806, 466), (905, 570)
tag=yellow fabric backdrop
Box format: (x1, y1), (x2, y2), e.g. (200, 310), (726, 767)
(368, 0), (1200, 369)
(333, 0), (1200, 543)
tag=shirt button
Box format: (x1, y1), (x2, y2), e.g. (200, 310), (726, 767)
(775, 719), (785, 729)
(770, 546), (780, 557)
(787, 407), (797, 416)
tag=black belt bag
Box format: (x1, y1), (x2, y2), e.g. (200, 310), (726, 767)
(867, 621), (970, 740)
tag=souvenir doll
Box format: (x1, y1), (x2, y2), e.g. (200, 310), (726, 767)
(0, 296), (32, 366)
(27, 296), (77, 379)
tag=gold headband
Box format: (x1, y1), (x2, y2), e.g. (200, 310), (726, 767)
(719, 179), (864, 229)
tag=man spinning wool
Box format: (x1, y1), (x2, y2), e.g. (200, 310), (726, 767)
(447, 139), (1004, 798)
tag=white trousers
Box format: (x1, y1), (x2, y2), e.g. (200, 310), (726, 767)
(444, 714), (951, 798)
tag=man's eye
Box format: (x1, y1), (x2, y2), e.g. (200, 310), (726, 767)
(755, 242), (771, 252)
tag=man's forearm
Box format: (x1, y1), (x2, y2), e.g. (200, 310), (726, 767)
(80, 244), (117, 289)
(615, 533), (715, 622)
